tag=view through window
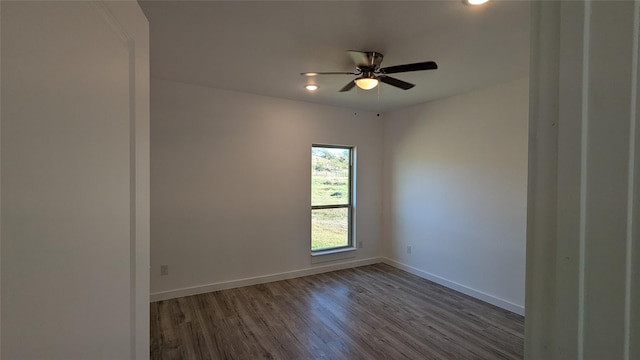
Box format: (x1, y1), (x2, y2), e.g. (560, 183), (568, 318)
(311, 145), (353, 252)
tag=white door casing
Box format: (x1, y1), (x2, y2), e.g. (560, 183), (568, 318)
(527, 1), (640, 359)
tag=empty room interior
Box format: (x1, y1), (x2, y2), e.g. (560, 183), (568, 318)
(2, 1), (639, 359)
(143, 1), (529, 358)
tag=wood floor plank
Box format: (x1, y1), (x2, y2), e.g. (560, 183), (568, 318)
(151, 263), (524, 359)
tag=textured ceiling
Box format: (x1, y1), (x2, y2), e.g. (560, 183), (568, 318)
(139, 0), (530, 112)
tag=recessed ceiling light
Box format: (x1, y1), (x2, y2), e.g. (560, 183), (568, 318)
(305, 85), (318, 91)
(465, 0), (490, 5)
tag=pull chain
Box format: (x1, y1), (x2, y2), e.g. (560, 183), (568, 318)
(377, 81), (381, 114)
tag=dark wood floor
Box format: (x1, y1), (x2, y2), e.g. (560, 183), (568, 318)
(150, 263), (524, 360)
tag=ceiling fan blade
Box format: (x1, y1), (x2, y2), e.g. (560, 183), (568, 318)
(301, 71), (358, 76)
(379, 61), (438, 74)
(339, 80), (356, 92)
(347, 51), (371, 67)
(347, 50), (384, 68)
(379, 76), (415, 90)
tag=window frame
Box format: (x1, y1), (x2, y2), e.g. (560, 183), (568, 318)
(311, 144), (355, 253)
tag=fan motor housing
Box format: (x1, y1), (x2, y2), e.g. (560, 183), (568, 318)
(356, 51), (384, 69)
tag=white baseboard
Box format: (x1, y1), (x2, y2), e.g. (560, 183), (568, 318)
(382, 257), (525, 316)
(151, 256), (525, 316)
(150, 257), (382, 302)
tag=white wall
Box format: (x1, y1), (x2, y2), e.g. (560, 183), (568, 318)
(1, 1), (149, 359)
(150, 79), (383, 298)
(382, 78), (529, 314)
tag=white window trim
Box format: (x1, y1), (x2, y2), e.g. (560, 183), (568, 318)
(310, 144), (356, 254)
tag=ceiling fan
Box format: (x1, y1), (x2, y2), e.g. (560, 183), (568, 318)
(301, 50), (438, 92)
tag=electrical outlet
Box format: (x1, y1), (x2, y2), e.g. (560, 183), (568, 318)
(160, 265), (169, 276)
(358, 240), (364, 249)
(406, 245), (412, 254)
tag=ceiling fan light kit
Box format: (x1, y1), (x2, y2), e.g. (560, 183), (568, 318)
(464, 0), (490, 5)
(301, 50), (438, 92)
(354, 74), (379, 90)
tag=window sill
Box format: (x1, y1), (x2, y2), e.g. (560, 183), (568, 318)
(311, 247), (356, 264)
(311, 247), (356, 257)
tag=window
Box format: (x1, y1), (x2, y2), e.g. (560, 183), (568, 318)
(311, 145), (354, 252)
